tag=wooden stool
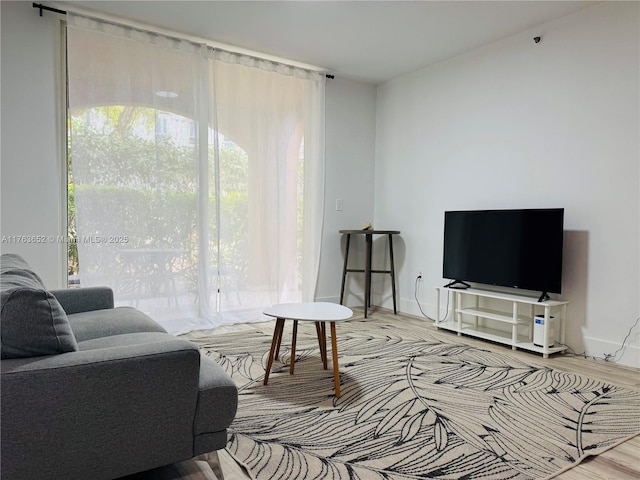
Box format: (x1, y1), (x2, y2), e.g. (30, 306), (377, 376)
(339, 230), (400, 318)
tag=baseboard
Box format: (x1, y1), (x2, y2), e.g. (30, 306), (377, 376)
(321, 291), (446, 321)
(314, 294), (341, 304)
(582, 335), (640, 369)
(397, 295), (450, 322)
(315, 293), (437, 320)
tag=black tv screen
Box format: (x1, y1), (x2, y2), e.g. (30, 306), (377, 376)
(443, 208), (564, 295)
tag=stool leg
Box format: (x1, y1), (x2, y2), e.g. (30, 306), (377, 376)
(339, 234), (351, 305)
(264, 318), (285, 385)
(290, 320), (298, 375)
(364, 234), (372, 318)
(315, 321), (328, 369)
(389, 233), (397, 314)
(330, 321), (341, 398)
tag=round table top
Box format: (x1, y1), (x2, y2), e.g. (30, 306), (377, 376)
(263, 302), (353, 322)
(339, 229), (400, 234)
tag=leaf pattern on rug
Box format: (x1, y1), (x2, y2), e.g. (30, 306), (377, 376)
(195, 318), (640, 480)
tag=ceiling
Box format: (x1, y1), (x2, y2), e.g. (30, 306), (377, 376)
(57, 1), (596, 84)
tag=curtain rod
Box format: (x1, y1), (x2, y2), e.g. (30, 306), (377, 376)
(33, 3), (66, 16)
(32, 2), (335, 79)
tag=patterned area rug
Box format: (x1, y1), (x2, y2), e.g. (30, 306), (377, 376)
(195, 317), (640, 480)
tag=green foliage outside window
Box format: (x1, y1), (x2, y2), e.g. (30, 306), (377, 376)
(67, 106), (250, 287)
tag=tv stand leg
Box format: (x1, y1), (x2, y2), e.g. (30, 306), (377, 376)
(538, 291), (550, 302)
(444, 280), (470, 289)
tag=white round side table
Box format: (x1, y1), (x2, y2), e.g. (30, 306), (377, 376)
(263, 302), (353, 397)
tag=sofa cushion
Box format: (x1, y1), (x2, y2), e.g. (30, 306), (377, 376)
(68, 306), (167, 342)
(50, 286), (114, 314)
(0, 254), (78, 359)
(77, 331), (177, 351)
(194, 355), (238, 435)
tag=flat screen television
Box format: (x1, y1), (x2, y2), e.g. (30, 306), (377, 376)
(443, 208), (564, 301)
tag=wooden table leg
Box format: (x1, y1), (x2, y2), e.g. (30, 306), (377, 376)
(315, 321), (328, 369)
(321, 322), (327, 367)
(264, 318), (285, 385)
(274, 320), (284, 360)
(290, 320), (298, 375)
(330, 321), (341, 398)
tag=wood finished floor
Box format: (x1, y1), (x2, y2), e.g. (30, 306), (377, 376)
(187, 308), (640, 480)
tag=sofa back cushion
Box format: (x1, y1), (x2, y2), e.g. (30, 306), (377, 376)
(1, 254), (78, 358)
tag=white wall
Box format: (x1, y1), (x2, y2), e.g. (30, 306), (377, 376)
(316, 77), (377, 305)
(1, 1), (65, 288)
(375, 2), (640, 367)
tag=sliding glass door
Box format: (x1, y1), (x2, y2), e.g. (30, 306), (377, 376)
(66, 14), (325, 333)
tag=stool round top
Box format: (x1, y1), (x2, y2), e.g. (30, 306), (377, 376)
(263, 302), (353, 322)
(339, 229), (400, 234)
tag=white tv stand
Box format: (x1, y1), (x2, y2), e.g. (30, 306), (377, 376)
(435, 287), (568, 357)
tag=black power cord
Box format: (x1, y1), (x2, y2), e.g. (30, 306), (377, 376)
(556, 317), (640, 363)
(603, 316), (640, 362)
(414, 275), (430, 319)
(414, 275), (450, 322)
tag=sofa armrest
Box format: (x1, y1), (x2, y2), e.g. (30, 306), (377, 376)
(1, 337), (201, 480)
(50, 286), (114, 314)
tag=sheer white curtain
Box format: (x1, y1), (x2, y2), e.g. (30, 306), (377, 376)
(66, 14), (325, 333)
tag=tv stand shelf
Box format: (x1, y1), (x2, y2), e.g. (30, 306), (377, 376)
(435, 287), (568, 357)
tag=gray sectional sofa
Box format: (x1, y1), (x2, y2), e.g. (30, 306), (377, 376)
(0, 254), (238, 480)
